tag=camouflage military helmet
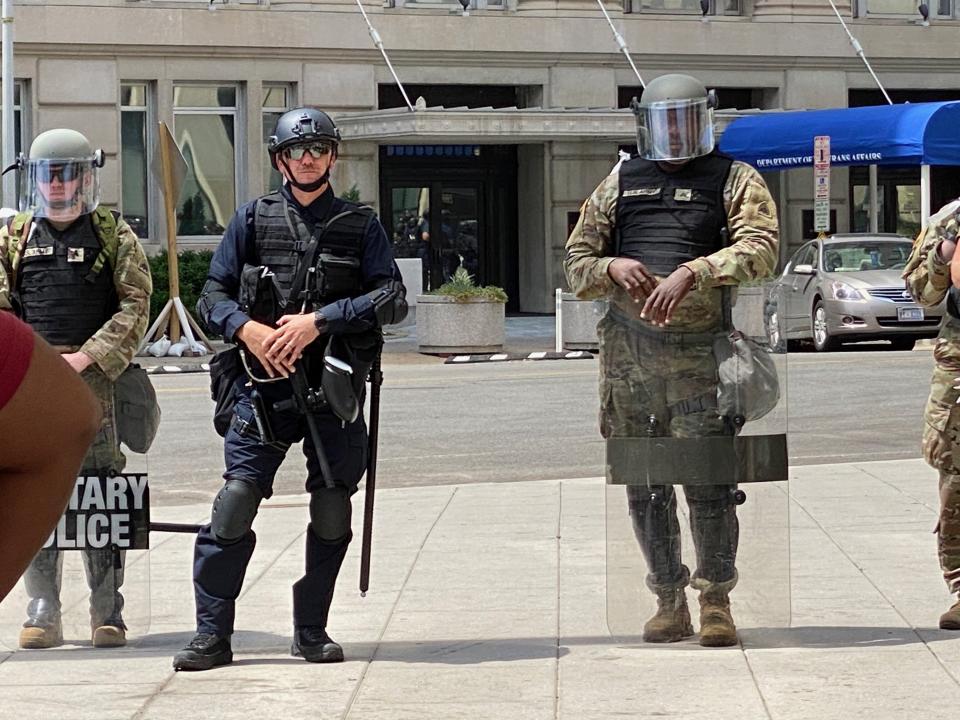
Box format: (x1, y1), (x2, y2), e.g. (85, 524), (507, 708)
(21, 128), (105, 220)
(631, 74), (717, 162)
(268, 107), (341, 169)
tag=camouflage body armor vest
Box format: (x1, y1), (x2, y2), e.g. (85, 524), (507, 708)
(616, 151), (733, 276)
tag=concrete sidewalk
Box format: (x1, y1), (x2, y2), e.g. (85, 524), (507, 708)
(1, 458), (958, 719)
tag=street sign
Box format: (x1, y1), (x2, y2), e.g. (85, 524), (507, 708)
(814, 136), (830, 233)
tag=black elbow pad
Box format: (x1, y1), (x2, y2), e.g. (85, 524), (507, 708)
(367, 279), (408, 326)
(196, 278), (233, 330)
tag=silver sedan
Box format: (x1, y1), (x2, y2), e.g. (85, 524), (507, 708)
(765, 233), (942, 352)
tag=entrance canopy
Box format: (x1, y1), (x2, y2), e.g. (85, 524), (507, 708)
(719, 101), (960, 171)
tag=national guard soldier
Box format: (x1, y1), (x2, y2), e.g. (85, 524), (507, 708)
(903, 197), (960, 629)
(564, 74), (779, 646)
(0, 128), (152, 648)
(173, 107), (407, 671)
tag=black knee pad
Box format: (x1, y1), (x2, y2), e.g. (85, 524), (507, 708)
(211, 479), (263, 543)
(309, 487), (353, 541)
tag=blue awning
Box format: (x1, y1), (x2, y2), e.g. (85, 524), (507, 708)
(718, 102), (960, 171)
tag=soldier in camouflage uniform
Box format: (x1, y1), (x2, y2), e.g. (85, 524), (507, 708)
(565, 74), (778, 647)
(0, 129), (152, 649)
(902, 197), (960, 629)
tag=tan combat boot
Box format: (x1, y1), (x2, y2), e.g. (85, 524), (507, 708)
(939, 600), (960, 630)
(92, 625), (127, 648)
(19, 623), (63, 650)
(698, 591), (738, 647)
(642, 587), (694, 643)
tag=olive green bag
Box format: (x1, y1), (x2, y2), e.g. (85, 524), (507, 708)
(713, 287), (780, 426)
(115, 363), (161, 453)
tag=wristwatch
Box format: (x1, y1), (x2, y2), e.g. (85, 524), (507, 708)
(313, 311), (328, 333)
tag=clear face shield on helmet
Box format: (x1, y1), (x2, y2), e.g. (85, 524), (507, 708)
(20, 157), (102, 221)
(634, 98), (716, 162)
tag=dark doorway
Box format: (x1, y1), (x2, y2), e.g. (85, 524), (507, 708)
(380, 145), (519, 311)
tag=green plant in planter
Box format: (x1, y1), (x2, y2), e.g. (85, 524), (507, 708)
(429, 266), (507, 303)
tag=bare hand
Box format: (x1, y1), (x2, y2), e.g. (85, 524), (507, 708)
(236, 320), (286, 378)
(608, 258), (657, 303)
(61, 351), (94, 374)
(641, 266), (696, 327)
(264, 314), (321, 375)
(940, 238), (957, 263)
(946, 239), (960, 288)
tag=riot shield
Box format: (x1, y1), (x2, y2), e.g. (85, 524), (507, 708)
(0, 451), (151, 650)
(605, 282), (790, 641)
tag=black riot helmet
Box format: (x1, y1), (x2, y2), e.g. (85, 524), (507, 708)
(268, 108), (341, 193)
(268, 107), (341, 168)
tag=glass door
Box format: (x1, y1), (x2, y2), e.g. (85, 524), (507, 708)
(387, 185), (431, 292)
(385, 182), (482, 292)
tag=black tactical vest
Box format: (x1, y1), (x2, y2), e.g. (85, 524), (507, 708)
(17, 217), (118, 346)
(253, 192), (372, 311)
(615, 151), (734, 275)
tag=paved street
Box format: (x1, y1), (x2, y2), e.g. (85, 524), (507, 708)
(1, 327), (953, 720)
(146, 347), (935, 504)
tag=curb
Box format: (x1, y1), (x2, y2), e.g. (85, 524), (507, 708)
(444, 350), (596, 364)
(144, 363), (210, 375)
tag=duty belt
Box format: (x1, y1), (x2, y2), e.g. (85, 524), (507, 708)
(607, 304), (720, 346)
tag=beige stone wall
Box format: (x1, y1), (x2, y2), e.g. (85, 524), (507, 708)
(8, 0), (960, 305)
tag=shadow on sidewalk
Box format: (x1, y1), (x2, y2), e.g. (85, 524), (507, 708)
(741, 625), (947, 649)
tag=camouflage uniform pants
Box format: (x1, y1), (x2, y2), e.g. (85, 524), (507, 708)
(599, 312), (738, 595)
(23, 366), (127, 629)
(922, 351), (960, 594)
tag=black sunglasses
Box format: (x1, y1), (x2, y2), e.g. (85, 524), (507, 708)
(282, 142), (333, 161)
(38, 164), (80, 183)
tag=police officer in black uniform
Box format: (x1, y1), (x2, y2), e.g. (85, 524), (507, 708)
(173, 107), (407, 671)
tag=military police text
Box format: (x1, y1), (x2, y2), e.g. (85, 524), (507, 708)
(43, 474), (148, 550)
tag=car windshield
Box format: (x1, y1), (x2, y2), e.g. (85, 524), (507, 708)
(822, 241), (913, 273)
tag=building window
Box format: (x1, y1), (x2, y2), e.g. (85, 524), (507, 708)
(173, 84), (239, 238)
(387, 0), (505, 9)
(120, 83), (153, 239)
(626, 0), (740, 14)
(1, 80), (28, 207)
(855, 0), (954, 16)
(262, 84), (291, 195)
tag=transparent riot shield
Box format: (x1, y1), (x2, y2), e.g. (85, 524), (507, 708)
(606, 282), (790, 640)
(0, 450), (151, 650)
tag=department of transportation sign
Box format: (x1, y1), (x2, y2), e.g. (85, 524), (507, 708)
(814, 136), (831, 232)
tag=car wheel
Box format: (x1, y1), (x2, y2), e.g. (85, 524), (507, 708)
(811, 300), (837, 352)
(765, 306), (786, 353)
(890, 338), (916, 351)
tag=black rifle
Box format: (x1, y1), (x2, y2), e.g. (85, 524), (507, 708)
(359, 351), (383, 596)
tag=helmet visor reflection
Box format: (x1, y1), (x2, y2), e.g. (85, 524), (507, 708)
(635, 98), (715, 161)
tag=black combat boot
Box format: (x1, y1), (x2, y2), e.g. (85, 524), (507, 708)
(172, 633), (233, 671)
(291, 626), (344, 663)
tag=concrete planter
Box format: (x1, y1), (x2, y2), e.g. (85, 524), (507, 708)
(560, 293), (604, 350)
(416, 295), (505, 354)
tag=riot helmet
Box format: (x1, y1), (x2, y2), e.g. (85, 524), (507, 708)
(631, 74), (717, 162)
(268, 107), (341, 192)
(20, 129), (104, 220)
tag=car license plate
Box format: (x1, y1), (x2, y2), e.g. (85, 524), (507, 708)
(898, 307), (924, 322)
